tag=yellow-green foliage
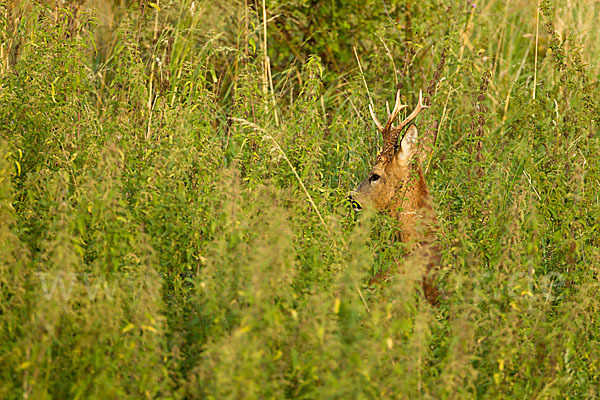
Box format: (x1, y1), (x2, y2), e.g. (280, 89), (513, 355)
(1, 0), (599, 399)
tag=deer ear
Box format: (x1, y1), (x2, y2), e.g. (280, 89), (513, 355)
(397, 124), (418, 161)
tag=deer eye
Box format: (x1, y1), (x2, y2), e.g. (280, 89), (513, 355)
(370, 174), (380, 183)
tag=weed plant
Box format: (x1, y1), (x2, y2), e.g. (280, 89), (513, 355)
(1, 0), (599, 398)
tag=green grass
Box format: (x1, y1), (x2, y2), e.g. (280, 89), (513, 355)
(1, 0), (599, 398)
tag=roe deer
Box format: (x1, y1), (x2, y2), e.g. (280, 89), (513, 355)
(349, 90), (440, 304)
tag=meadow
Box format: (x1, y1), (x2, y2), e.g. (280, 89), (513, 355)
(1, 0), (600, 398)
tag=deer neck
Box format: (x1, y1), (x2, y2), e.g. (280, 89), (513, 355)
(387, 164), (437, 244)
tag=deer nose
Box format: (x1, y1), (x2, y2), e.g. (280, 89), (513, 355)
(347, 194), (362, 211)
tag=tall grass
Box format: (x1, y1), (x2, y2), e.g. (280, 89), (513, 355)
(1, 0), (599, 398)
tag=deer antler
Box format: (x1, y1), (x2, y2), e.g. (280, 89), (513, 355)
(388, 90), (428, 148)
(384, 90), (407, 137)
(371, 90), (428, 163)
(369, 90), (408, 145)
(368, 103), (384, 133)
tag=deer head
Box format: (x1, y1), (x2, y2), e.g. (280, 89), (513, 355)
(349, 90), (433, 240)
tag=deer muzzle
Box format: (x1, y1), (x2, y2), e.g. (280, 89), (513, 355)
(347, 194), (363, 211)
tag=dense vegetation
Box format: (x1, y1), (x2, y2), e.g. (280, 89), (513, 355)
(1, 0), (599, 398)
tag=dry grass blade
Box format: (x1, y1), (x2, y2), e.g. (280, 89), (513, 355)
(231, 117), (330, 235)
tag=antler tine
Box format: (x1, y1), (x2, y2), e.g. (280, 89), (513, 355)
(368, 103), (384, 133)
(384, 89), (408, 133)
(390, 90), (428, 136)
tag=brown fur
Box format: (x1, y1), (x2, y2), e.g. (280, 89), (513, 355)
(350, 124), (441, 305)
